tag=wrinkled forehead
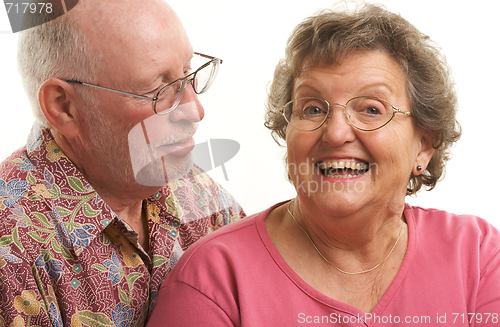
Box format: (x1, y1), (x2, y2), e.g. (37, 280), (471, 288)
(293, 48), (407, 86)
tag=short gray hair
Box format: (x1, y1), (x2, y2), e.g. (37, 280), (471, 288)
(17, 7), (101, 127)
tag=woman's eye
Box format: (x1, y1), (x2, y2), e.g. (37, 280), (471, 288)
(363, 107), (381, 115)
(306, 106), (324, 115)
(301, 104), (327, 120)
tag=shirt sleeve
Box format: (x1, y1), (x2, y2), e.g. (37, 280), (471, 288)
(473, 223), (500, 327)
(147, 281), (236, 327)
(0, 246), (53, 326)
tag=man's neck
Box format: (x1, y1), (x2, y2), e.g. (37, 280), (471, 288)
(51, 128), (157, 250)
(110, 199), (149, 251)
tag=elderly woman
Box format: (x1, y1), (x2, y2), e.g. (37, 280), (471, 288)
(147, 4), (500, 326)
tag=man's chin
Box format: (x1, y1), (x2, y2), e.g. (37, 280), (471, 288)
(133, 157), (193, 187)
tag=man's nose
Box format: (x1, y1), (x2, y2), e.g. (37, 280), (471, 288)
(169, 86), (205, 123)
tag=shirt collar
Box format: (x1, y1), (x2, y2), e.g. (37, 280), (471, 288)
(26, 123), (119, 256)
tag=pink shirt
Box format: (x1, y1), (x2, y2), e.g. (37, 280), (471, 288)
(148, 202), (500, 326)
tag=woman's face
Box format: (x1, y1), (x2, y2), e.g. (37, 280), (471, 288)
(286, 51), (434, 218)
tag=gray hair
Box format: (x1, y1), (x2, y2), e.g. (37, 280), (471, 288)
(264, 2), (462, 195)
(17, 7), (101, 127)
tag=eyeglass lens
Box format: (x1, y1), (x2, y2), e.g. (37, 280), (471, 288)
(283, 96), (395, 131)
(154, 58), (220, 115)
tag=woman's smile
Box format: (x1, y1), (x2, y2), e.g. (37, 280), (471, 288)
(316, 159), (371, 180)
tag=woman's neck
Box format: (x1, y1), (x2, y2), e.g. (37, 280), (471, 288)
(286, 197), (407, 274)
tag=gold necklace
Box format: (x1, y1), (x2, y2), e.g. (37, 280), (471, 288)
(287, 200), (403, 275)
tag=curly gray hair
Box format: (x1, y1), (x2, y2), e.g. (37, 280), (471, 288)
(264, 3), (461, 195)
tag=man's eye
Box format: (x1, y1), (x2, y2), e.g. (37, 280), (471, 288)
(152, 86), (163, 94)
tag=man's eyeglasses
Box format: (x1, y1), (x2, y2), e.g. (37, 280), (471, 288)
(280, 96), (411, 132)
(65, 52), (222, 115)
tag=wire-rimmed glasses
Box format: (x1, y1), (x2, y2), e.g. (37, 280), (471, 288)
(280, 96), (411, 132)
(65, 52), (222, 115)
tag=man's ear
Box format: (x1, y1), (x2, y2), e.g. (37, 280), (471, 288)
(39, 78), (81, 139)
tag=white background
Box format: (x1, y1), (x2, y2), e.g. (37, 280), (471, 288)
(1, 1), (499, 227)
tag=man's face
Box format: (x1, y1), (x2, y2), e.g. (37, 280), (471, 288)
(76, 1), (204, 187)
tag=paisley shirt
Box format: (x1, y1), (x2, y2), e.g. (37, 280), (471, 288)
(0, 124), (245, 327)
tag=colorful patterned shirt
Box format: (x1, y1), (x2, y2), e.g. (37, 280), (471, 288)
(0, 124), (245, 327)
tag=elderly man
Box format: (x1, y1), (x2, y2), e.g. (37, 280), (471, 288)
(0, 0), (245, 325)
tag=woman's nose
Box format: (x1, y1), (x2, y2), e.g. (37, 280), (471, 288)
(321, 105), (356, 146)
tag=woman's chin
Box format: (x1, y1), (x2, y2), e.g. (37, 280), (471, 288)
(296, 184), (373, 218)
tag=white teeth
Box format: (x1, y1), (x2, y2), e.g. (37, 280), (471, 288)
(319, 160), (368, 171)
(326, 174), (358, 179)
(317, 160), (370, 179)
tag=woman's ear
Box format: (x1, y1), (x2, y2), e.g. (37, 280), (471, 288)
(415, 131), (436, 172)
(38, 78), (81, 139)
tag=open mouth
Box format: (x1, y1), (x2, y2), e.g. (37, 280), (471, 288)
(317, 160), (371, 179)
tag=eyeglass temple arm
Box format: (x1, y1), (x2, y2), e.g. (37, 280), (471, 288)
(394, 107), (411, 116)
(64, 79), (154, 101)
(194, 52), (223, 64)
